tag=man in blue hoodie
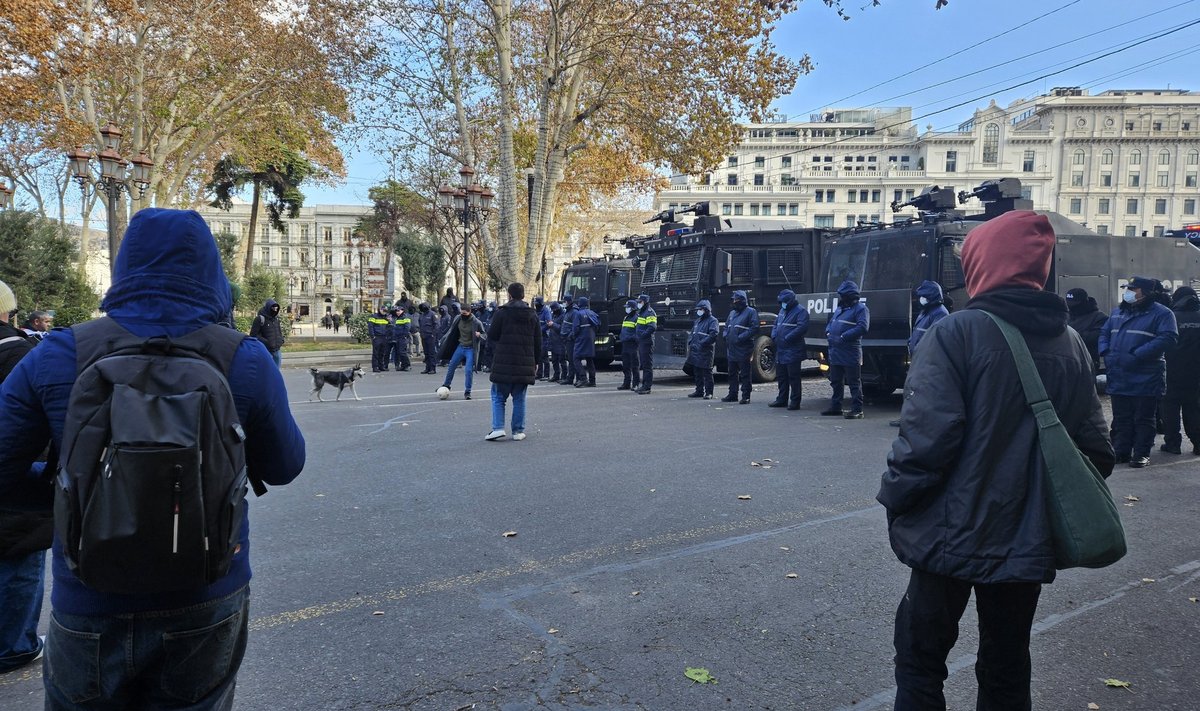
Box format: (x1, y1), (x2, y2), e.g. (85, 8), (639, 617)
(0, 209), (306, 709)
(823, 280), (870, 419)
(721, 291), (758, 404)
(769, 289), (809, 410)
(571, 296), (601, 388)
(891, 281), (950, 426)
(686, 300), (719, 399)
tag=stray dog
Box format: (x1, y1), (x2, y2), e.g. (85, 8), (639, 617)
(309, 364), (365, 402)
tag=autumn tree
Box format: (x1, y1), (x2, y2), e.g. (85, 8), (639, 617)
(355, 180), (431, 303)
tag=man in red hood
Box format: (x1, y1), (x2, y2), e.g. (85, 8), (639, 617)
(877, 211), (1114, 710)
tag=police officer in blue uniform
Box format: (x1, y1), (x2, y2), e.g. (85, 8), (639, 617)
(634, 293), (657, 394)
(559, 294), (577, 385)
(368, 306), (390, 372)
(890, 280), (950, 425)
(823, 280), (870, 419)
(572, 296), (601, 387)
(533, 296), (552, 380)
(687, 300), (719, 399)
(391, 306), (413, 371)
(769, 289), (809, 410)
(722, 290), (758, 404)
(546, 301), (568, 382)
(618, 299), (640, 391)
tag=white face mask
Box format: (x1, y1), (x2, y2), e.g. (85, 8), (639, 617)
(1122, 289), (1137, 304)
(625, 307), (633, 314)
(638, 302), (647, 310)
(919, 297), (928, 306)
(696, 309), (705, 317)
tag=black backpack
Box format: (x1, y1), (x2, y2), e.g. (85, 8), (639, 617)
(55, 317), (265, 595)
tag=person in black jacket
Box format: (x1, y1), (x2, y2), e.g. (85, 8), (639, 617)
(878, 211), (1113, 711)
(417, 302), (438, 374)
(1064, 288), (1107, 373)
(485, 283), (541, 441)
(0, 279), (49, 673)
(249, 299), (285, 368)
(1161, 286), (1200, 454)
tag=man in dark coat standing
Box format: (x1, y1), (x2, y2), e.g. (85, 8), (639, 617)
(1161, 286), (1200, 454)
(822, 281), (869, 418)
(249, 298), (285, 368)
(878, 211), (1114, 711)
(722, 290), (757, 404)
(485, 283), (541, 441)
(768, 289), (808, 410)
(1064, 287), (1107, 372)
(418, 302), (439, 374)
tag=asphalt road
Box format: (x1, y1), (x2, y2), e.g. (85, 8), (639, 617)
(2, 364), (1198, 710)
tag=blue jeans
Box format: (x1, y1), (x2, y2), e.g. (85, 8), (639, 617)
(442, 345), (475, 392)
(0, 550), (45, 673)
(269, 349), (281, 368)
(491, 382), (528, 432)
(43, 586), (249, 711)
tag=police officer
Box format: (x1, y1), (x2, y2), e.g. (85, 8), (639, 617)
(418, 302), (438, 374)
(390, 306), (413, 371)
(823, 280), (870, 419)
(891, 281), (950, 425)
(559, 294), (577, 385)
(368, 306), (390, 372)
(618, 299), (640, 391)
(687, 300), (719, 399)
(721, 290), (757, 404)
(533, 296), (552, 380)
(572, 296), (600, 387)
(546, 301), (568, 382)
(769, 289), (808, 410)
(634, 293), (656, 394)
(478, 300), (497, 372)
(1162, 286), (1200, 455)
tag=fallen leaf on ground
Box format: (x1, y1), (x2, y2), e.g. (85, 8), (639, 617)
(631, 591), (641, 596)
(315, 494), (326, 498)
(502, 531), (517, 538)
(780, 546), (791, 551)
(649, 488), (656, 492)
(547, 628), (559, 634)
(1188, 597), (1197, 603)
(1088, 703), (1100, 710)
(751, 461), (762, 467)
(762, 458), (775, 463)
(684, 667), (718, 685)
(1142, 578), (1156, 583)
(1124, 495), (1139, 502)
(1104, 678), (1132, 690)
(371, 611), (384, 616)
(1123, 503), (1135, 507)
(785, 573), (799, 579)
(737, 495), (752, 500)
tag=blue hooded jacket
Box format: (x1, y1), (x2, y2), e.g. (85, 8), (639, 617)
(909, 280), (950, 354)
(571, 296), (601, 358)
(724, 290), (760, 358)
(826, 280), (870, 366)
(0, 208), (306, 616)
(1099, 297), (1178, 397)
(771, 289), (810, 365)
(687, 299), (719, 368)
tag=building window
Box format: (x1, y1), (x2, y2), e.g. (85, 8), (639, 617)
(299, 249), (310, 266)
(781, 174), (795, 186)
(859, 190), (869, 203)
(1187, 174), (1198, 188)
(1155, 199), (1167, 215)
(300, 225), (309, 241)
(1185, 199), (1196, 215)
(281, 249), (290, 267)
(1153, 121), (1163, 131)
(1125, 120), (1135, 131)
(827, 190), (836, 202)
(260, 224), (269, 240)
(1097, 225), (1109, 235)
(846, 216), (857, 228)
(1130, 150), (1141, 165)
(894, 189), (903, 204)
(848, 191), (857, 203)
(721, 203), (732, 216)
(1071, 173), (1083, 187)
(1069, 198), (1082, 214)
(812, 156), (821, 163)
(788, 203), (799, 216)
(753, 174), (764, 186)
(906, 189), (915, 200)
(749, 204), (760, 216)
(1154, 226), (1166, 237)
(279, 225), (289, 243)
(901, 156), (911, 163)
(1159, 150), (1171, 165)
(322, 226), (333, 242)
(728, 156), (738, 167)
(782, 156), (792, 168)
(343, 276), (351, 289)
(983, 123), (1000, 164)
(1185, 122), (1192, 131)
(754, 156), (765, 169)
(1021, 187), (1033, 201)
(1129, 173), (1140, 187)
(814, 215), (835, 229)
(1101, 172), (1112, 187)
(727, 173), (738, 186)
(323, 250), (333, 266)
(1098, 198), (1110, 215)
(1126, 198), (1139, 215)
(260, 247), (269, 265)
(777, 203), (787, 216)
(945, 150), (957, 173)
(1188, 150), (1199, 165)
(733, 203), (743, 215)
(323, 275), (332, 288)
(1157, 173), (1169, 187)
(1023, 150), (1035, 172)
(815, 190), (824, 203)
(1125, 225), (1138, 237)
(342, 251), (352, 266)
(300, 279), (308, 292)
(1073, 149), (1085, 165)
(1102, 149), (1113, 165)
(871, 190), (881, 203)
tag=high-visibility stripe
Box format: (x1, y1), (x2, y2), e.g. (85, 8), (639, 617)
(622, 320), (637, 329)
(1126, 329), (1156, 337)
(833, 319), (857, 325)
(637, 316), (658, 324)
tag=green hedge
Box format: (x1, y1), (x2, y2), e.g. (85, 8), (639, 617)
(348, 313), (371, 343)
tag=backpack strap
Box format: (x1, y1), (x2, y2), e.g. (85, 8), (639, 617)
(71, 317), (147, 373)
(0, 335), (30, 347)
(979, 311), (1059, 431)
(72, 318), (246, 376)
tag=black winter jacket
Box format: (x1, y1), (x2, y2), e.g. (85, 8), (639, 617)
(0, 320), (51, 559)
(0, 320), (33, 382)
(1166, 294), (1200, 394)
(1067, 299), (1108, 371)
(250, 299), (285, 351)
(878, 288), (1114, 584)
(488, 300), (542, 385)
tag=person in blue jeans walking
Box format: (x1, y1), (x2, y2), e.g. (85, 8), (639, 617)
(437, 305), (487, 400)
(0, 209), (306, 710)
(485, 283), (542, 441)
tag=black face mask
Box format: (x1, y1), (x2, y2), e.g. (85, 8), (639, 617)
(732, 301), (745, 311)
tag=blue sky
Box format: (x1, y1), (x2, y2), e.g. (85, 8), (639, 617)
(303, 0), (1200, 206)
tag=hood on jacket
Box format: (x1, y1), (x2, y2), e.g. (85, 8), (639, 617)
(961, 211), (1054, 297)
(448, 303), (461, 316)
(915, 280), (943, 305)
(696, 299), (713, 313)
(966, 288), (1067, 337)
(836, 281), (859, 297)
(577, 296), (590, 308)
(625, 299), (637, 309)
(1172, 286), (1200, 312)
(777, 289), (795, 304)
(101, 208), (232, 330)
(551, 302), (563, 314)
(437, 305), (447, 316)
(533, 296), (544, 308)
(732, 290), (748, 303)
(260, 299), (281, 319)
(563, 294), (574, 304)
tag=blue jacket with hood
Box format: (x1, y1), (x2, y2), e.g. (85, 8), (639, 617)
(571, 297), (601, 358)
(687, 300), (719, 368)
(771, 289), (810, 365)
(826, 280), (870, 366)
(0, 208), (306, 616)
(908, 280), (950, 354)
(1099, 298), (1178, 397)
(723, 290), (759, 358)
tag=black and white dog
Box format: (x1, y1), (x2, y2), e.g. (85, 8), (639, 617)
(308, 364), (365, 402)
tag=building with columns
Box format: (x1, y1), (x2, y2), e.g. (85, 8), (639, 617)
(656, 88), (1200, 237)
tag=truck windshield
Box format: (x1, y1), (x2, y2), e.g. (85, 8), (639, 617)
(865, 235), (928, 290)
(644, 248), (702, 285)
(823, 239), (868, 291)
(562, 268), (604, 301)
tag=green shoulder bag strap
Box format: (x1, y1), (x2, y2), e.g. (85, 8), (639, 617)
(980, 310), (1127, 569)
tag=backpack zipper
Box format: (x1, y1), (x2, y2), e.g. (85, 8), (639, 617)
(172, 465), (181, 554)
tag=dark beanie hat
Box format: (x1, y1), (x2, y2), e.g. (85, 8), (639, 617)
(960, 211), (1055, 297)
(1065, 288), (1089, 303)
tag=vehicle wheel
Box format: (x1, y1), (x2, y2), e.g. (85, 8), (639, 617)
(752, 335), (777, 383)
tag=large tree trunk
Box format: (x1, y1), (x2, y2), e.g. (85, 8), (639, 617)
(241, 179), (262, 275)
(488, 0), (520, 284)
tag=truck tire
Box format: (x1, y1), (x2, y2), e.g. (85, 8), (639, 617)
(752, 335), (777, 383)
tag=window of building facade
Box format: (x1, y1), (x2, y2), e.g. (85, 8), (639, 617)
(1021, 187), (1033, 201)
(1102, 149), (1113, 165)
(1130, 150), (1141, 165)
(341, 227), (351, 242)
(814, 190), (824, 203)
(343, 277), (351, 289)
(1154, 226), (1166, 237)
(827, 190), (836, 202)
(1186, 199), (1197, 215)
(782, 156), (792, 168)
(754, 156), (765, 168)
(812, 156), (821, 163)
(300, 225), (309, 241)
(860, 190), (869, 203)
(1155, 198), (1167, 215)
(983, 124), (1000, 164)
(1098, 198), (1110, 215)
(1188, 150), (1199, 165)
(322, 226), (333, 242)
(1069, 198), (1082, 214)
(871, 190), (881, 203)
(777, 203), (787, 216)
(1073, 149), (1085, 165)
(323, 250), (333, 266)
(1153, 121), (1163, 131)
(727, 173), (738, 186)
(1129, 173), (1140, 187)
(1097, 224), (1109, 235)
(734, 204), (743, 215)
(1126, 198), (1138, 215)
(846, 216), (857, 228)
(1101, 172), (1112, 187)
(814, 215), (834, 229)
(342, 251), (352, 266)
(753, 174), (764, 186)
(1184, 122), (1192, 131)
(1071, 172), (1083, 187)
(300, 249), (310, 266)
(728, 156), (738, 167)
(279, 225), (288, 243)
(260, 224), (269, 240)
(300, 279), (308, 292)
(281, 249), (290, 267)
(722, 203), (732, 216)
(848, 191), (857, 203)
(1159, 150), (1171, 165)
(894, 189), (903, 204)
(1125, 120), (1135, 131)
(260, 247), (269, 265)
(1157, 173), (1169, 187)
(1125, 225), (1137, 237)
(781, 174), (795, 186)
(1023, 150), (1035, 172)
(323, 275), (332, 288)
(1187, 174), (1198, 188)
(749, 203), (759, 216)
(906, 189), (915, 200)
(945, 150), (957, 172)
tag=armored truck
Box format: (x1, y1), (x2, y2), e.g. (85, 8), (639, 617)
(558, 254), (644, 366)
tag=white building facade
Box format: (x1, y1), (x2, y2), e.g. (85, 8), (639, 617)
(657, 88), (1200, 237)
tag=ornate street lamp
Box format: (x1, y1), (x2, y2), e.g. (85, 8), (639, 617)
(437, 165), (493, 301)
(67, 124), (154, 278)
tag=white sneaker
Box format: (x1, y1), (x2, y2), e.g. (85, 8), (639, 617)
(485, 429), (506, 441)
(512, 432), (526, 441)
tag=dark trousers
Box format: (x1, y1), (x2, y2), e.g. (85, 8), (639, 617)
(390, 342), (410, 370)
(893, 568), (1041, 711)
(1161, 391), (1200, 449)
(774, 360), (804, 406)
(421, 335), (437, 371)
(638, 339), (654, 390)
(1110, 394), (1159, 458)
(727, 351), (753, 398)
(536, 349), (550, 379)
(692, 367), (713, 396)
(829, 363), (863, 412)
(621, 342), (641, 388)
(371, 339), (388, 372)
(550, 350), (565, 380)
(574, 355), (596, 385)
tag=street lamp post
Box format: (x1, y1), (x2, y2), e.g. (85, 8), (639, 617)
(0, 183), (14, 210)
(437, 165), (494, 302)
(67, 125), (153, 278)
